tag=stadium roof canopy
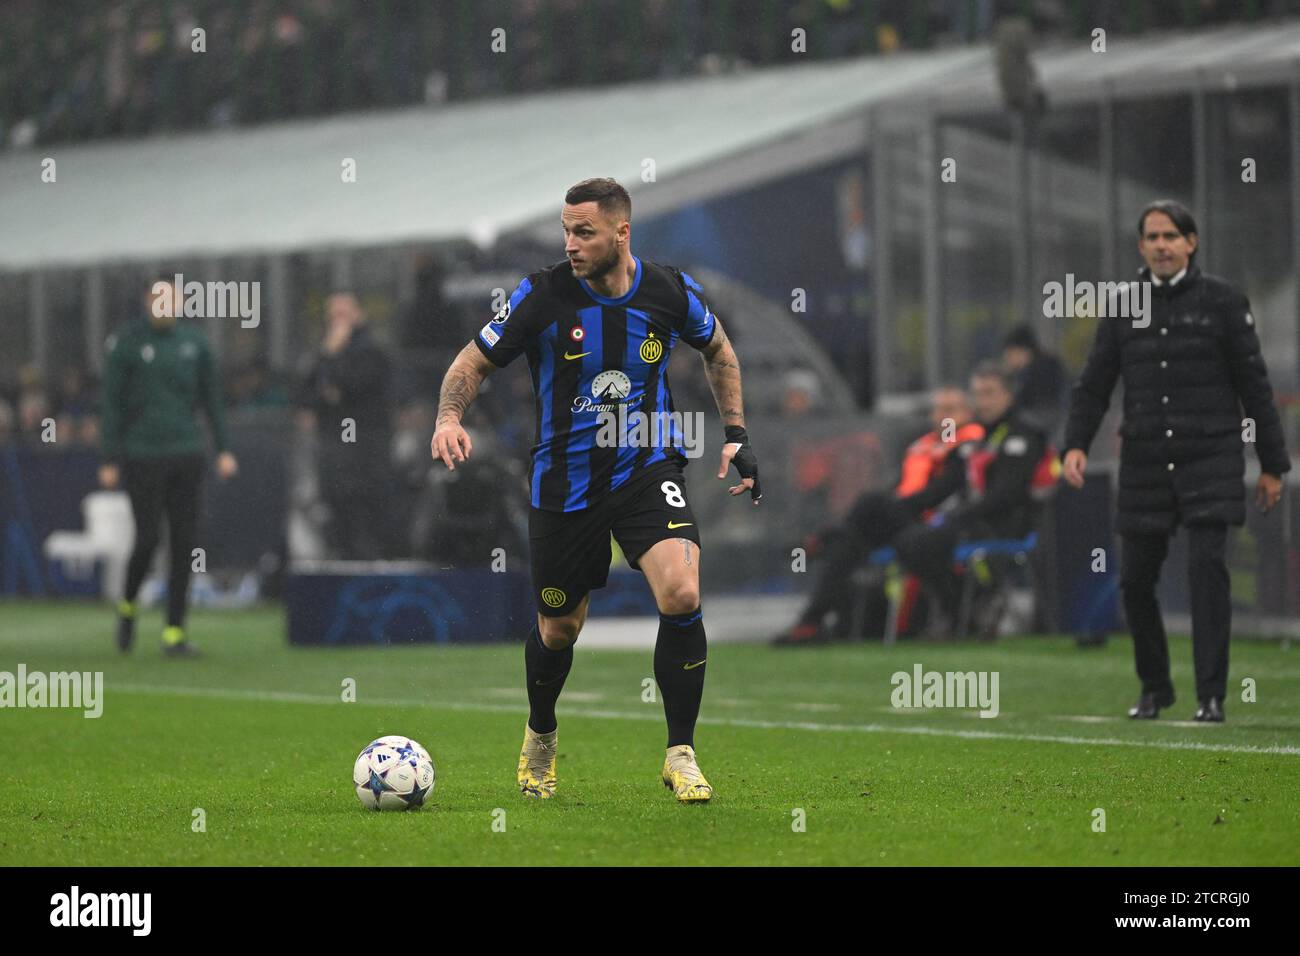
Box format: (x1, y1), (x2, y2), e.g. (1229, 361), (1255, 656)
(903, 20), (1300, 114)
(5, 19), (1300, 271)
(0, 47), (985, 271)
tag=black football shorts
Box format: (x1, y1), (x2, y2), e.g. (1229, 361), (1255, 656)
(528, 459), (702, 617)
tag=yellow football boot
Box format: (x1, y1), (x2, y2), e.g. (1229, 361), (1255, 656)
(661, 744), (713, 802)
(516, 724), (558, 798)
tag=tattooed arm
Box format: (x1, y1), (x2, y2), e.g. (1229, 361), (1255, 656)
(700, 318), (761, 501)
(431, 341), (498, 470)
(699, 318), (745, 429)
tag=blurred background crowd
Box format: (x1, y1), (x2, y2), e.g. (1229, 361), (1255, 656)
(3, 0), (1289, 150)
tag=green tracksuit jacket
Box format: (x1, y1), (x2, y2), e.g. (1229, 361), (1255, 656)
(100, 318), (230, 463)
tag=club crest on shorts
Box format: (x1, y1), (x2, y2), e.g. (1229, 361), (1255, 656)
(541, 587), (566, 608)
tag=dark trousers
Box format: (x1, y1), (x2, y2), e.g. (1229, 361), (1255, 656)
(320, 469), (389, 559)
(801, 492), (914, 628)
(1120, 525), (1230, 702)
(318, 442), (392, 560)
(123, 455), (204, 628)
(893, 520), (963, 620)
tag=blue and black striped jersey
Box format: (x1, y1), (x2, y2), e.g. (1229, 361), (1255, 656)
(473, 256), (717, 512)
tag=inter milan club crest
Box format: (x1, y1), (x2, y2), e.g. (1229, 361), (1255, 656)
(639, 331), (663, 364)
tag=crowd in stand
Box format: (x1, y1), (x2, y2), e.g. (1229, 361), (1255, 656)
(0, 359), (292, 449)
(0, 365), (101, 448)
(3, 0), (1275, 150)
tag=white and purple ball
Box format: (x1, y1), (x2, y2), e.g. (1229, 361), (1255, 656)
(353, 735), (436, 811)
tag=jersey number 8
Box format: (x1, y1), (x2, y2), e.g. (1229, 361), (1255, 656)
(661, 481), (686, 508)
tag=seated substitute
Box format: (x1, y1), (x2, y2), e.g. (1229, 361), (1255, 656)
(773, 385), (984, 645)
(893, 361), (1050, 638)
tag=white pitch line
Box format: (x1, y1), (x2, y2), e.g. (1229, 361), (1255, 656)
(108, 683), (1300, 756)
(1053, 713), (1300, 727)
(789, 702), (843, 712)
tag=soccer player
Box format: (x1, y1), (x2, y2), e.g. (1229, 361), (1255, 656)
(431, 178), (761, 802)
(99, 279), (238, 656)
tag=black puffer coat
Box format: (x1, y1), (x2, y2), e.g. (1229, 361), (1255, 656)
(1064, 264), (1291, 535)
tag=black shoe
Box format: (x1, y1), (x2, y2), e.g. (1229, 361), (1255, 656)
(1075, 631), (1108, 649)
(116, 615), (135, 653)
(162, 641), (202, 659)
(1128, 690), (1175, 719)
(1194, 697), (1225, 723)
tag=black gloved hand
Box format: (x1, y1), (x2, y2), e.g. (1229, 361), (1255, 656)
(722, 425), (762, 503)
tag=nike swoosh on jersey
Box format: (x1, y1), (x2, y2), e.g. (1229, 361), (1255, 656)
(682, 660), (706, 670)
(667, 521), (693, 529)
(563, 351), (591, 360)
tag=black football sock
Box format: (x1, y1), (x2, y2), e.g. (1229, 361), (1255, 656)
(654, 607), (707, 748)
(524, 624), (572, 734)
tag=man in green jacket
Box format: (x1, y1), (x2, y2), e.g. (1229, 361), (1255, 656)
(99, 279), (238, 656)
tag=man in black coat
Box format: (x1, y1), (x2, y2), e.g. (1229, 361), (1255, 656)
(299, 291), (395, 559)
(1062, 200), (1290, 723)
(1002, 323), (1067, 441)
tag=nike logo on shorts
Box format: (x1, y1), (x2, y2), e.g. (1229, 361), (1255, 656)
(683, 660), (706, 670)
(667, 521), (693, 529)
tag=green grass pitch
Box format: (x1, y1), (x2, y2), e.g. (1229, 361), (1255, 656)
(1, 600), (1297, 866)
